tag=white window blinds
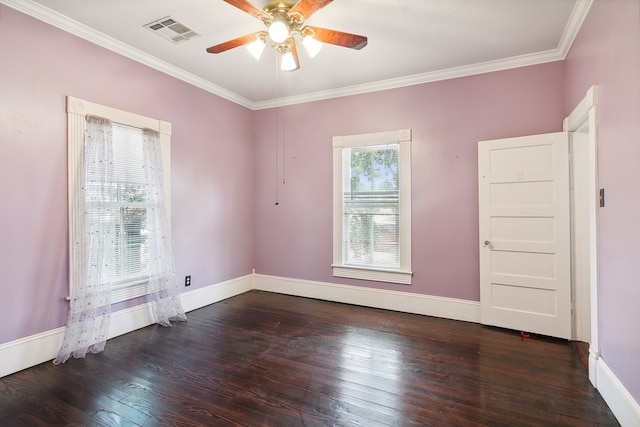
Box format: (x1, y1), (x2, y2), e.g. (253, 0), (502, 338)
(111, 123), (148, 283)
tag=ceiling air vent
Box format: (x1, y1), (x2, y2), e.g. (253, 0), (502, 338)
(144, 16), (199, 44)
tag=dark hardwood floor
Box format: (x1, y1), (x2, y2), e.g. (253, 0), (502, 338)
(0, 291), (619, 426)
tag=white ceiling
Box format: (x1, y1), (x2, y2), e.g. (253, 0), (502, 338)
(4, 0), (590, 109)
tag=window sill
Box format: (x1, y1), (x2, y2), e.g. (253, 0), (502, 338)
(332, 265), (412, 285)
(111, 279), (149, 303)
(65, 279), (149, 304)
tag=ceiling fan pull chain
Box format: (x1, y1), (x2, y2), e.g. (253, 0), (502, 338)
(274, 112), (279, 205)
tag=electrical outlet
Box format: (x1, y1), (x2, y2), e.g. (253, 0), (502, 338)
(185, 275), (191, 286)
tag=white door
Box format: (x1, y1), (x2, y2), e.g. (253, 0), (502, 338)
(478, 132), (571, 339)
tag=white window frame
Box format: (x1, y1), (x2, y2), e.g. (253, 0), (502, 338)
(67, 96), (172, 303)
(332, 129), (412, 284)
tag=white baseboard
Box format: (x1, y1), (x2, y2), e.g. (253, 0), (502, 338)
(253, 274), (480, 323)
(0, 326), (66, 378)
(589, 348), (599, 386)
(0, 274), (253, 378)
(2, 272), (637, 427)
(595, 356), (640, 427)
(180, 273), (253, 312)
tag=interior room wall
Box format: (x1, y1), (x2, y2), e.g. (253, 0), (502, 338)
(0, 5), (255, 345)
(564, 0), (640, 403)
(252, 62), (566, 301)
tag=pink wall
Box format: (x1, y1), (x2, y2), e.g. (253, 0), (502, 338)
(0, 5), (255, 344)
(564, 0), (640, 402)
(253, 62), (566, 300)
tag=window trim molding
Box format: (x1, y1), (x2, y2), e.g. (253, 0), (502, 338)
(67, 96), (172, 303)
(332, 128), (412, 284)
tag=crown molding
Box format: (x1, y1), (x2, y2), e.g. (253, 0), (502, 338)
(0, 0), (254, 109)
(254, 0), (593, 110)
(2, 0), (592, 111)
(557, 0), (593, 59)
(253, 49), (564, 110)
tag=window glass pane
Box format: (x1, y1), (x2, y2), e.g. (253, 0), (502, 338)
(342, 144), (399, 268)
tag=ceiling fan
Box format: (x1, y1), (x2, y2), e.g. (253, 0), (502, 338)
(206, 0), (368, 71)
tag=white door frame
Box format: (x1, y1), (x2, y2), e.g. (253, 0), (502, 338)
(563, 86), (599, 385)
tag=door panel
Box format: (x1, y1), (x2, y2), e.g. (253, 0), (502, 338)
(479, 133), (571, 339)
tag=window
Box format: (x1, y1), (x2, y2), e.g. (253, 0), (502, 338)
(332, 129), (412, 284)
(67, 96), (172, 303)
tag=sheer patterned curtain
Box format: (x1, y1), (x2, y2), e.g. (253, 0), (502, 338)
(54, 117), (186, 365)
(142, 128), (187, 326)
(54, 116), (115, 364)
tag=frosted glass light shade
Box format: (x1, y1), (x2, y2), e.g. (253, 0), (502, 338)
(246, 37), (266, 60)
(302, 35), (322, 58)
(268, 20), (290, 43)
(281, 51), (297, 71)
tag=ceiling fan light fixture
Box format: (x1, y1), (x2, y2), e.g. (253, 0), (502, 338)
(246, 34), (266, 60)
(302, 34), (322, 58)
(208, 0), (368, 71)
(268, 19), (291, 43)
(280, 49), (297, 71)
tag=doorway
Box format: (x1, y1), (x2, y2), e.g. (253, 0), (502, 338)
(478, 86), (599, 381)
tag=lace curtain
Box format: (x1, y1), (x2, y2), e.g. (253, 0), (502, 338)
(54, 116), (115, 364)
(142, 128), (187, 327)
(54, 116), (186, 365)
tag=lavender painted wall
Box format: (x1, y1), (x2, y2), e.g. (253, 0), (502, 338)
(253, 62), (566, 301)
(564, 0), (640, 402)
(0, 5), (254, 344)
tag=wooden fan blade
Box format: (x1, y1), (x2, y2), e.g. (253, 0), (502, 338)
(306, 26), (368, 50)
(206, 31), (264, 54)
(288, 0), (332, 20)
(223, 0), (266, 19)
(289, 43), (300, 71)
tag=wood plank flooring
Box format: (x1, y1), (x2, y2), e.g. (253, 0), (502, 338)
(0, 290), (619, 426)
